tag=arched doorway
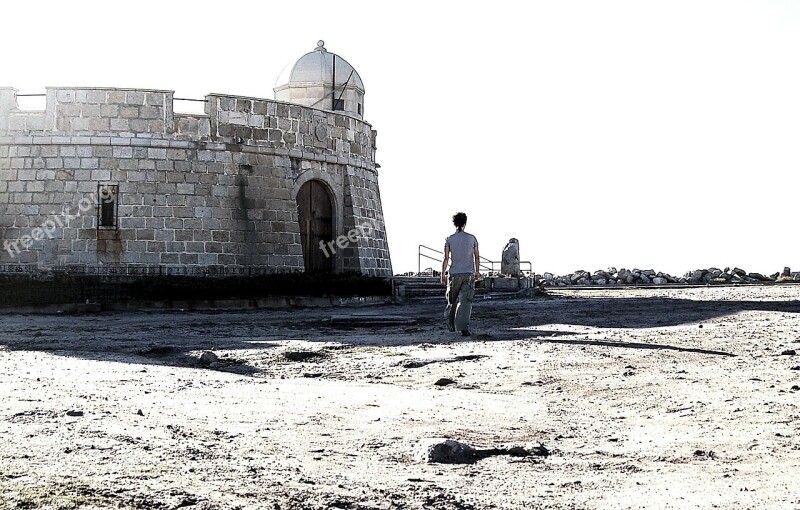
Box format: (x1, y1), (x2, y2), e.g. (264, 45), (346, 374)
(296, 179), (334, 273)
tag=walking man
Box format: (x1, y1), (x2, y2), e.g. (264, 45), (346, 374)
(441, 212), (481, 336)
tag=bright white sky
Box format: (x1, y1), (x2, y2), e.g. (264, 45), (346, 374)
(2, 0), (799, 276)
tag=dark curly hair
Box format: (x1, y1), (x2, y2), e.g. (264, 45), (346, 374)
(452, 212), (467, 230)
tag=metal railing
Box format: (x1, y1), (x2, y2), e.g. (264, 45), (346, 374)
(418, 244), (532, 277)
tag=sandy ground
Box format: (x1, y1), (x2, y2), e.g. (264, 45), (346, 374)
(1, 285), (799, 509)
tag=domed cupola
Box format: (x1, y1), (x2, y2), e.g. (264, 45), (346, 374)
(274, 40), (365, 119)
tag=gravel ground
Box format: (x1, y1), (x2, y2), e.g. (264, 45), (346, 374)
(1, 285), (799, 509)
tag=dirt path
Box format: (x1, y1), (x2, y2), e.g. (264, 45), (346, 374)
(1, 286), (799, 509)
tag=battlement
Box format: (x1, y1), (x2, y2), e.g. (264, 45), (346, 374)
(0, 86), (376, 164)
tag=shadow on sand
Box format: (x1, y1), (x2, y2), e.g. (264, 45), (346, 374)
(0, 293), (797, 370)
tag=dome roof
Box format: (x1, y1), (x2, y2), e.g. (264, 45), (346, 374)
(275, 41), (364, 91)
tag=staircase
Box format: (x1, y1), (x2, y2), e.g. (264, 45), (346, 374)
(392, 275), (538, 302)
(392, 276), (447, 301)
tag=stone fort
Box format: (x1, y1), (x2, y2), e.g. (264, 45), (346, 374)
(0, 41), (392, 277)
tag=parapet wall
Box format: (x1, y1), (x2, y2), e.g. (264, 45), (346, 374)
(0, 87), (376, 164)
(0, 87), (391, 276)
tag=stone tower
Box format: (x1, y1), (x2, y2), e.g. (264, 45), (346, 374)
(0, 43), (392, 276)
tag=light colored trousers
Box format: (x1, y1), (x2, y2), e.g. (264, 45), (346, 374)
(444, 273), (475, 332)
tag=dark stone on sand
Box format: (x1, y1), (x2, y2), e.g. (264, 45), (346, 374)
(200, 351), (219, 366)
(284, 351), (326, 362)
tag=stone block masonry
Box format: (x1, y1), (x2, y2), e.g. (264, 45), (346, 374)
(0, 87), (392, 276)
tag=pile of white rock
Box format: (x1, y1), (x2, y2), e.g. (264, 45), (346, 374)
(539, 267), (800, 287)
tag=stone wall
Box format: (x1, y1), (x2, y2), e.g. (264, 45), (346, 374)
(0, 87), (391, 276)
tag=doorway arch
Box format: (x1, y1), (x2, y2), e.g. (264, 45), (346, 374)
(296, 179), (334, 273)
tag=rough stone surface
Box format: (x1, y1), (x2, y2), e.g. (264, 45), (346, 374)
(420, 439), (475, 464)
(500, 238), (520, 276)
(0, 86), (391, 276)
(539, 266), (791, 287)
(199, 351), (219, 367)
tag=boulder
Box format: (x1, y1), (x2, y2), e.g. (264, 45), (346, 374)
(420, 439), (475, 464)
(199, 351), (219, 367)
(501, 238), (521, 276)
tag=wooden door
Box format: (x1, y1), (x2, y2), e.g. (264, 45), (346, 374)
(296, 180), (334, 273)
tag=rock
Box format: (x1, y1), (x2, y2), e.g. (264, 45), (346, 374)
(420, 439), (475, 464)
(782, 267), (791, 277)
(501, 238), (521, 276)
(283, 351), (326, 362)
(781, 350), (796, 356)
(66, 410), (84, 417)
(525, 442), (550, 456)
(434, 378), (456, 386)
(199, 351), (219, 367)
(536, 266), (780, 287)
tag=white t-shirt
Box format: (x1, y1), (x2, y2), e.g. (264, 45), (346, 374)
(445, 231), (478, 274)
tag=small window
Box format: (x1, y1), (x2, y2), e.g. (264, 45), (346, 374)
(333, 99), (344, 111)
(357, 103), (362, 115)
(97, 184), (118, 230)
